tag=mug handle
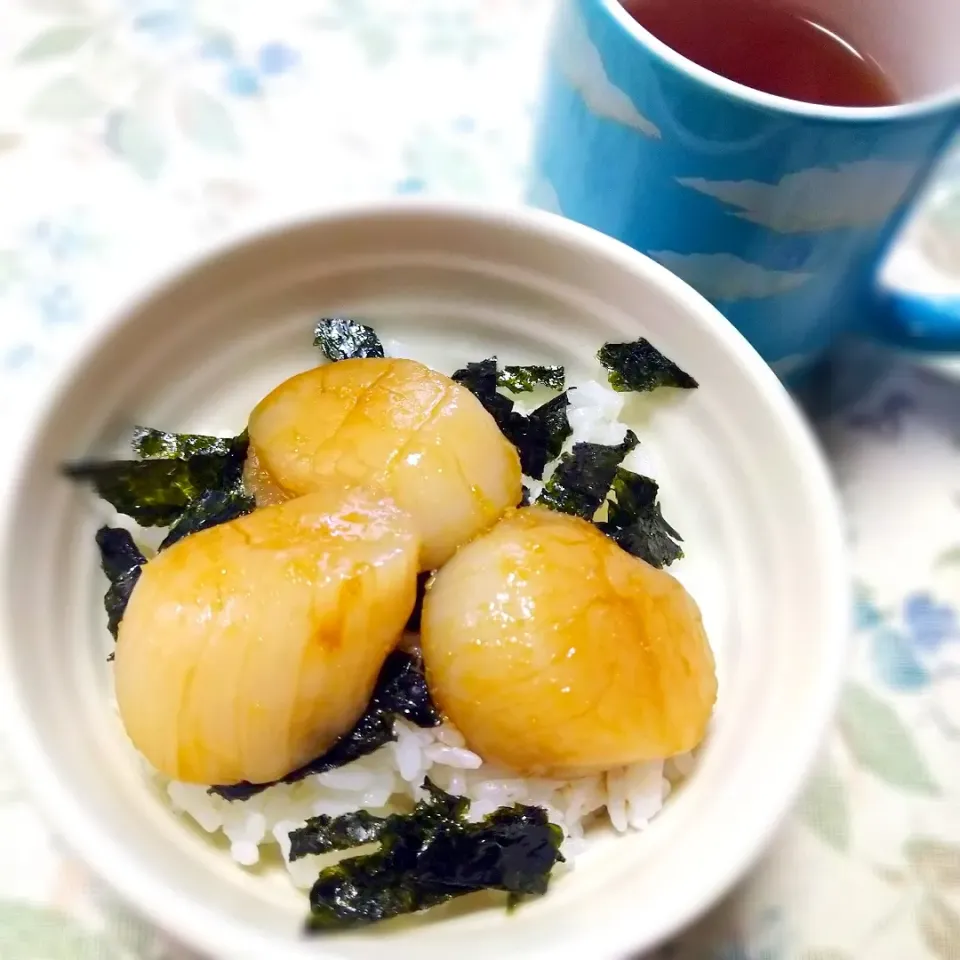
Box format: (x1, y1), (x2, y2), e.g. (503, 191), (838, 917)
(872, 286), (960, 352)
(869, 147), (960, 352)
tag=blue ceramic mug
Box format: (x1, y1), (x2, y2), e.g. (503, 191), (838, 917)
(529, 0), (960, 379)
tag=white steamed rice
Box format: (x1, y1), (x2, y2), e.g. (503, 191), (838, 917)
(166, 719), (680, 888)
(146, 378), (692, 885)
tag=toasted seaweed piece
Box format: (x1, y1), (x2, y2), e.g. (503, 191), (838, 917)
(528, 391), (571, 465)
(452, 359), (530, 469)
(497, 365), (564, 393)
(95, 526), (146, 640)
(375, 649), (440, 729)
(499, 420), (537, 478)
(598, 339), (698, 393)
(536, 430), (639, 519)
(519, 485), (531, 507)
(290, 781), (469, 863)
(212, 651), (441, 801)
(65, 457), (231, 527)
(414, 803), (561, 896)
(158, 487), (256, 551)
(419, 777), (471, 821)
(213, 712), (390, 802)
(290, 811), (388, 861)
(131, 427), (244, 460)
(596, 468), (684, 568)
(602, 506), (683, 568)
(314, 318), (385, 361)
(498, 417), (544, 478)
(452, 359), (570, 480)
(96, 525), (146, 581)
(404, 572), (432, 633)
(497, 391), (573, 481)
(451, 358), (518, 434)
(451, 357), (499, 395)
(308, 865), (450, 930)
(304, 780), (564, 931)
(456, 359), (565, 397)
(64, 431), (249, 528)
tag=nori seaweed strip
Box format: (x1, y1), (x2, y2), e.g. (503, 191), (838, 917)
(314, 318), (385, 361)
(213, 713), (392, 803)
(95, 526), (146, 641)
(64, 457), (231, 527)
(158, 487), (256, 551)
(596, 468), (684, 568)
(290, 811), (388, 860)
(496, 391), (572, 481)
(536, 430), (639, 519)
(528, 392), (571, 465)
(452, 359), (529, 469)
(404, 572), (431, 633)
(452, 360), (569, 480)
(375, 650), (439, 729)
(132, 427), (244, 460)
(451, 358), (501, 406)
(64, 432), (249, 528)
(304, 781), (564, 931)
(497, 365), (564, 393)
(212, 651), (440, 801)
(597, 339), (698, 393)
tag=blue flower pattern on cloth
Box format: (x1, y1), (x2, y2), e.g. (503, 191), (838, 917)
(129, 0), (193, 41)
(0, 213), (98, 371)
(125, 0), (298, 97)
(202, 37), (300, 98)
(858, 587), (960, 692)
(904, 593), (959, 652)
(15, 0), (305, 179)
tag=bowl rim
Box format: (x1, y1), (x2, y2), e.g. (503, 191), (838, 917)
(0, 198), (851, 960)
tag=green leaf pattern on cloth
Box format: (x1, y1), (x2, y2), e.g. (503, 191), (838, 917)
(2, 1), (960, 958)
(28, 76), (102, 120)
(905, 838), (960, 890)
(918, 895), (960, 960)
(838, 682), (939, 795)
(796, 758), (850, 852)
(0, 902), (125, 958)
(16, 25), (93, 62)
(175, 89), (240, 155)
(105, 110), (166, 181)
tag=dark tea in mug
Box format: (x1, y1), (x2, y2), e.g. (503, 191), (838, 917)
(620, 0), (899, 107)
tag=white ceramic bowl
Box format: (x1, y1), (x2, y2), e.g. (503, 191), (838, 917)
(0, 202), (848, 960)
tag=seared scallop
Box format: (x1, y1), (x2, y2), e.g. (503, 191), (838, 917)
(246, 357), (522, 569)
(421, 507), (717, 777)
(114, 486), (420, 785)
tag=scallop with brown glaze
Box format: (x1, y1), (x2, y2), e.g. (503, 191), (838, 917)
(114, 485), (421, 786)
(420, 507), (717, 778)
(246, 357), (522, 570)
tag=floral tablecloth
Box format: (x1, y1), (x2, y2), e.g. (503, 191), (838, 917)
(2, 2), (960, 958)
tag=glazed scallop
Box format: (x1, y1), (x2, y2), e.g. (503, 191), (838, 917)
(421, 507), (717, 777)
(114, 486), (420, 785)
(246, 357), (522, 569)
(242, 445), (288, 507)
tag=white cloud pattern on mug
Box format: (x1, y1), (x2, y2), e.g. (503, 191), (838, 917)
(554, 1), (661, 138)
(649, 251), (813, 300)
(676, 160), (918, 233)
(528, 177), (564, 215)
(770, 352), (816, 377)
